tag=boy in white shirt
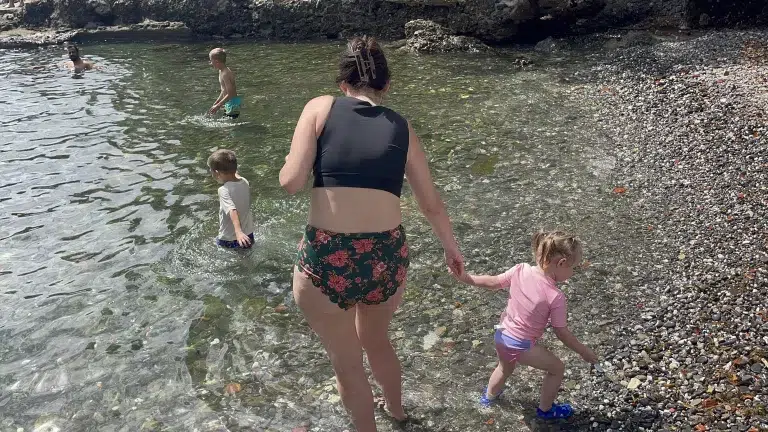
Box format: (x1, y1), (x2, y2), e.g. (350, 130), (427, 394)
(207, 149), (254, 248)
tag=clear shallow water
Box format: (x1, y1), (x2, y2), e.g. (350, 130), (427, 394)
(1, 42), (646, 431)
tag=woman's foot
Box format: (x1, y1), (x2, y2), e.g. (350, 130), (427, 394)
(536, 402), (574, 419)
(374, 396), (407, 422)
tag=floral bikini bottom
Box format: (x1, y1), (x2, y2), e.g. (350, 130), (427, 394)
(296, 225), (409, 310)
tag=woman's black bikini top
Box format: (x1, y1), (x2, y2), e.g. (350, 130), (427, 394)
(313, 97), (410, 198)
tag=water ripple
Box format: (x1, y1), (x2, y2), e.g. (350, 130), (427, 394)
(0, 43), (649, 431)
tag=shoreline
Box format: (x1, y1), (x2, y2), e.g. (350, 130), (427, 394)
(572, 29), (768, 430)
(0, 21), (192, 49)
(0, 20), (763, 51)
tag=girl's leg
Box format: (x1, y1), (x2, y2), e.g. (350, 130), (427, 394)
(293, 268), (377, 432)
(517, 345), (565, 411)
(355, 282), (406, 421)
(487, 359), (516, 398)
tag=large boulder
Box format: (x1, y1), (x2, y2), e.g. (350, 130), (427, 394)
(49, 0), (110, 26)
(21, 0), (55, 26)
(404, 18), (447, 38)
(403, 19), (492, 53)
(686, 0), (768, 27)
(87, 0), (111, 17)
(0, 2), (23, 31)
(110, 0), (141, 24)
(140, 0), (252, 35)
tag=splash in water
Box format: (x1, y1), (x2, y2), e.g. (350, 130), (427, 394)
(182, 114), (249, 128)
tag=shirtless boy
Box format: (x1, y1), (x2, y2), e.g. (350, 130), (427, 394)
(207, 48), (241, 119)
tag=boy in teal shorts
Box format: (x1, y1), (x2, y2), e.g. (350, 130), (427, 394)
(207, 48), (242, 119)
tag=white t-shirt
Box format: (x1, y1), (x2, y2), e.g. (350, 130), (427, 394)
(217, 177), (254, 241)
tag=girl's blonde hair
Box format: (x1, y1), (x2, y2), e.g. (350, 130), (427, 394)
(531, 230), (583, 268)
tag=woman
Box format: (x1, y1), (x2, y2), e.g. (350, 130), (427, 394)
(280, 36), (464, 432)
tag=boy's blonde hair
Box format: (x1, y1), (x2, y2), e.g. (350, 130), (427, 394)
(210, 48), (227, 63)
(531, 230), (583, 268)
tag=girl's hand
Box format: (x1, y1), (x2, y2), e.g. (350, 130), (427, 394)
(581, 348), (599, 364)
(449, 266), (472, 284)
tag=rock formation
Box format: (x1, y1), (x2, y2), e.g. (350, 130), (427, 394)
(6, 0), (768, 45)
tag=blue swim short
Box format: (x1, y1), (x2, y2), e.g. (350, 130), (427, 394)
(224, 96), (242, 118)
(216, 232), (254, 249)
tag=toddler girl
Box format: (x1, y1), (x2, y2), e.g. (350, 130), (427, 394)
(452, 230), (598, 419)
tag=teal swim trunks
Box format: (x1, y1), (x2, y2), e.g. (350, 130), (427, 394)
(224, 96), (242, 118)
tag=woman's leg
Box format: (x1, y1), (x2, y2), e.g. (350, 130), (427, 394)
(516, 345), (565, 411)
(487, 358), (516, 398)
(355, 283), (406, 421)
(292, 267), (377, 432)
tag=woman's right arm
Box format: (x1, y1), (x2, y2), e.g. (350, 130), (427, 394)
(404, 121), (464, 276)
(279, 96), (332, 194)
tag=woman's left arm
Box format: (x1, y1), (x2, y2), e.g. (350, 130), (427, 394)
(279, 95), (333, 194)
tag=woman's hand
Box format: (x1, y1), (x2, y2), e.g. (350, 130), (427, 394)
(444, 244), (464, 278)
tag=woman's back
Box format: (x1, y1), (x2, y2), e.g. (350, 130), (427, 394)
(309, 96), (410, 233)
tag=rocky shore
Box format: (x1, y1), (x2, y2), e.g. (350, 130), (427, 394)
(1, 0), (768, 51)
(566, 30), (768, 431)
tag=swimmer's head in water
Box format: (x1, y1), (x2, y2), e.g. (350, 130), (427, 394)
(208, 149), (238, 182)
(67, 44), (80, 62)
(209, 48), (227, 69)
(336, 36), (390, 93)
